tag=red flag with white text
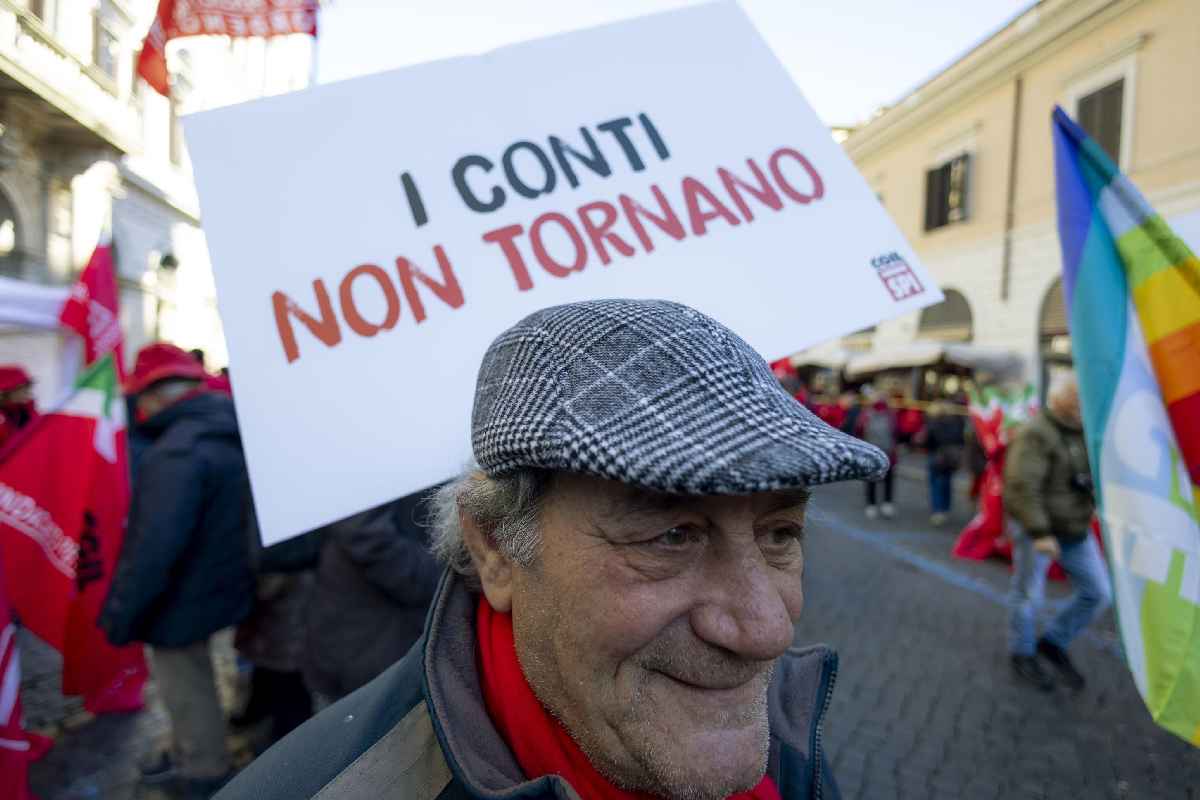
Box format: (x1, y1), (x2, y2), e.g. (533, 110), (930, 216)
(137, 0), (318, 96)
(58, 235), (124, 379)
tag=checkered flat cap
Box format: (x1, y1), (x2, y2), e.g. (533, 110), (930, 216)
(472, 299), (888, 494)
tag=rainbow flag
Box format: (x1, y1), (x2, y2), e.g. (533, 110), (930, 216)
(1053, 106), (1199, 745)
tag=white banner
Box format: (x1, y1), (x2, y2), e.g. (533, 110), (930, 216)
(185, 1), (940, 544)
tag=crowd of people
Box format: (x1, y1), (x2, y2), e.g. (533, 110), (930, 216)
(781, 370), (1109, 694)
(775, 376), (976, 525)
(3, 343), (442, 798)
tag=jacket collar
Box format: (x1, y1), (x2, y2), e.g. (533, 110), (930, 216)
(419, 569), (837, 798)
(1043, 408), (1083, 434)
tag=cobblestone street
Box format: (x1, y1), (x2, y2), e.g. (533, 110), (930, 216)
(23, 465), (1200, 798)
(800, 475), (1200, 799)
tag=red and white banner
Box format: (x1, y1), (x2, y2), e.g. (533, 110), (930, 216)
(137, 0), (318, 95)
(58, 236), (124, 380)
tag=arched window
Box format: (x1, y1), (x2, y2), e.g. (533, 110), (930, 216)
(1039, 278), (1073, 401)
(0, 187), (20, 277)
(916, 288), (972, 342)
(1039, 278), (1070, 357)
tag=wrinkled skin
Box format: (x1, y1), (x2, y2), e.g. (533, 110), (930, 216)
(465, 473), (809, 800)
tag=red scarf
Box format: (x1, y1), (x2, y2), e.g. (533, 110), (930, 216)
(477, 598), (781, 800)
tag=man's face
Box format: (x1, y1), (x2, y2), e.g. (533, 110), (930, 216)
(1050, 382), (1082, 426)
(509, 474), (808, 800)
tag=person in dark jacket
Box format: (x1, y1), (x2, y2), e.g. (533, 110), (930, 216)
(303, 490), (441, 702)
(101, 343), (253, 795)
(218, 299), (890, 800)
(922, 401), (966, 526)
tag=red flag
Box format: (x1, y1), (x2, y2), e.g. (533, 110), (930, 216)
(137, 0), (319, 96)
(58, 237), (124, 380)
(0, 358), (147, 713)
(1, 566), (54, 800)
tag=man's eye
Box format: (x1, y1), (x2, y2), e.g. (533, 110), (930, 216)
(648, 526), (702, 549)
(760, 526), (804, 553)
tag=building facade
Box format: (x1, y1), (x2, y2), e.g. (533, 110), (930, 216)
(0, 0), (311, 405)
(817, 0), (1200, 394)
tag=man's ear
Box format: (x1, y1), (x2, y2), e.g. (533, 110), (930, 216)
(460, 508), (514, 613)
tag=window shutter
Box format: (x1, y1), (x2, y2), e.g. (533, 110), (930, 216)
(924, 168), (937, 231)
(948, 154), (970, 223)
(1098, 79), (1124, 164)
(1078, 78), (1125, 165)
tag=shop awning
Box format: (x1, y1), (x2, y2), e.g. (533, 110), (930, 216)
(789, 346), (856, 370)
(845, 342), (1022, 379)
(0, 275), (69, 330)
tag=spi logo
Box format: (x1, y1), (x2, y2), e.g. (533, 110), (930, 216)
(871, 252), (925, 301)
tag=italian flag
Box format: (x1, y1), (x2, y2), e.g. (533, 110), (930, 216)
(0, 355), (147, 713)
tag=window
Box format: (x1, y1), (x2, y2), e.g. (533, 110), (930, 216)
(923, 154), (970, 231)
(916, 289), (973, 343)
(92, 13), (118, 82)
(0, 188), (20, 278)
(27, 0), (46, 21)
(1077, 79), (1124, 165)
(1039, 278), (1073, 403)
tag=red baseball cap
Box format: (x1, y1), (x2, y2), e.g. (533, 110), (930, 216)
(0, 366), (32, 392)
(124, 343), (208, 395)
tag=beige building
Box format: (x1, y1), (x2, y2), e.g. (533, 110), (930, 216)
(813, 0), (1200, 395)
(0, 0), (311, 405)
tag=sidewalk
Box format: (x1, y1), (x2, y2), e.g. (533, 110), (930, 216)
(802, 472), (1198, 799)
(23, 630), (247, 800)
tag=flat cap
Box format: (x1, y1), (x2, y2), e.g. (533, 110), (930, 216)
(472, 299), (888, 494)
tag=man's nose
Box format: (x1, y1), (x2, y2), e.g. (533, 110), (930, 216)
(689, 552), (797, 662)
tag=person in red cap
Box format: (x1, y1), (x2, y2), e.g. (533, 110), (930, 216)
(0, 366), (37, 450)
(100, 343), (253, 795)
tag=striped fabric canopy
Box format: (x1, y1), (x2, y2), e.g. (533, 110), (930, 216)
(1052, 106), (1199, 745)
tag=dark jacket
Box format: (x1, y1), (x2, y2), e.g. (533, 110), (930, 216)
(1003, 409), (1094, 543)
(925, 412), (966, 472)
(101, 392), (253, 647)
(219, 571), (842, 800)
(303, 491), (441, 700)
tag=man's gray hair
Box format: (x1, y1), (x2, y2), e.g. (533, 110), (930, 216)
(430, 467), (553, 585)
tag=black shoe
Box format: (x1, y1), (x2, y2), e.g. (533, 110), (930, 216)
(1037, 638), (1085, 690)
(1010, 654), (1055, 692)
(139, 751), (178, 784)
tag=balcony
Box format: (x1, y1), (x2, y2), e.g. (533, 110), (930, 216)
(0, 0), (137, 153)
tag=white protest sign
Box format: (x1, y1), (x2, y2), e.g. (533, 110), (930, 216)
(185, 1), (942, 545)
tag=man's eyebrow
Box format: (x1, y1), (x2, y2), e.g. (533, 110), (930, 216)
(600, 486), (813, 520)
(765, 488), (812, 513)
(602, 488), (690, 520)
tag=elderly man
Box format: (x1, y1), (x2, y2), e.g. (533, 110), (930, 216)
(1004, 374), (1111, 692)
(218, 299), (887, 800)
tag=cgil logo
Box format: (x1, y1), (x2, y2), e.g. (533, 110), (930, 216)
(870, 251), (907, 269)
(871, 252), (925, 301)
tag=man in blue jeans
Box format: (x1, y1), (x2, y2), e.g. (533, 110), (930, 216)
(1003, 375), (1112, 691)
